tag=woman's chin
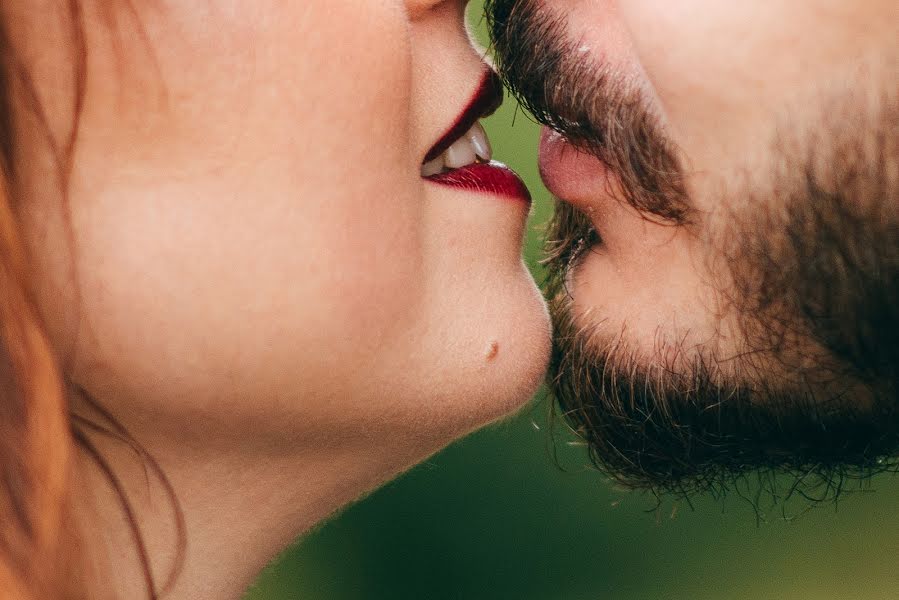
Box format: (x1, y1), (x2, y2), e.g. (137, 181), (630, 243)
(403, 269), (552, 448)
(465, 279), (552, 429)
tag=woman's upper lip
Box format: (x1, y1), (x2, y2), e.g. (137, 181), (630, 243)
(423, 70), (504, 164)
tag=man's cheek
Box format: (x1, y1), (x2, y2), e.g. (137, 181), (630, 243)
(551, 0), (641, 66)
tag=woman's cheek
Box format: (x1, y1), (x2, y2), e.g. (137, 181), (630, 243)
(39, 0), (425, 400)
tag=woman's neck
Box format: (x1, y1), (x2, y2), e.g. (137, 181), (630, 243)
(70, 418), (403, 600)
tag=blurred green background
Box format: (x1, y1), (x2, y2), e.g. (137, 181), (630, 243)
(245, 4), (899, 599)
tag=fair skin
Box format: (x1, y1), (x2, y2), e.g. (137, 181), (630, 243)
(10, 0), (550, 598)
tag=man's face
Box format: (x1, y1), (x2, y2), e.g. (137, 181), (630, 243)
(487, 0), (899, 495)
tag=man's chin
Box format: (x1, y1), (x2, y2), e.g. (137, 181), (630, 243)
(547, 294), (899, 499)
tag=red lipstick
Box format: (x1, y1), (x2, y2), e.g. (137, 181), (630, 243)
(428, 161), (530, 202)
(422, 71), (531, 205)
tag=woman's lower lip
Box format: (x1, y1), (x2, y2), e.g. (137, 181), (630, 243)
(424, 161), (531, 206)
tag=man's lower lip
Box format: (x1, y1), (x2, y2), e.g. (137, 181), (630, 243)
(423, 161), (532, 205)
(538, 127), (612, 210)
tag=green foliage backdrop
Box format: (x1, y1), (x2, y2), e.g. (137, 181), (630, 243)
(244, 5), (899, 599)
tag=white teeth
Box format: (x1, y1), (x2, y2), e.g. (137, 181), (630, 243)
(444, 135), (477, 169)
(421, 120), (493, 177)
(421, 155), (445, 177)
(467, 122), (492, 161)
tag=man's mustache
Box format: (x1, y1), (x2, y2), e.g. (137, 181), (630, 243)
(485, 0), (690, 224)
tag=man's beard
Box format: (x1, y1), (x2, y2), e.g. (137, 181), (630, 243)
(486, 0), (899, 498)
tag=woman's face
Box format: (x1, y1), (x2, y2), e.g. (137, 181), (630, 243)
(17, 1), (550, 462)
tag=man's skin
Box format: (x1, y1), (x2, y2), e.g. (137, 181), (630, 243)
(486, 0), (898, 496)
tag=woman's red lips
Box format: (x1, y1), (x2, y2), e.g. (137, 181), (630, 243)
(422, 70), (531, 205)
(427, 161), (531, 204)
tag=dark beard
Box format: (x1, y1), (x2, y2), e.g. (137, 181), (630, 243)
(486, 0), (899, 498)
(547, 154), (899, 495)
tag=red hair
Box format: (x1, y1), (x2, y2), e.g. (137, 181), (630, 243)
(0, 125), (75, 600)
(0, 2), (183, 597)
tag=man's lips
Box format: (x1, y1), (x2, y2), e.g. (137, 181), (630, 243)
(421, 71), (531, 205)
(538, 127), (613, 213)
